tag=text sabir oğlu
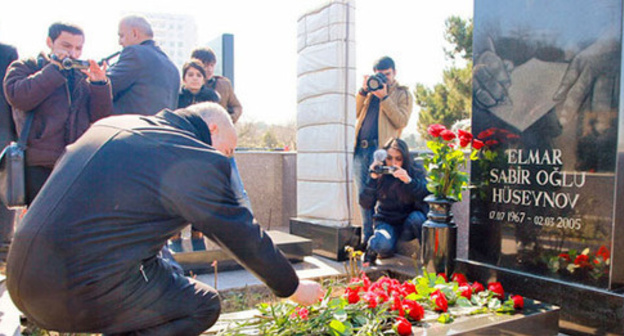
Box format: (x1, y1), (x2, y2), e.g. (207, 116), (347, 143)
(488, 149), (586, 210)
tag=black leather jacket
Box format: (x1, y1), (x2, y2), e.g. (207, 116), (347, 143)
(7, 109), (298, 329)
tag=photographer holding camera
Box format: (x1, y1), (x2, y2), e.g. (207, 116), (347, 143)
(354, 56), (413, 250)
(3, 22), (112, 204)
(359, 138), (429, 263)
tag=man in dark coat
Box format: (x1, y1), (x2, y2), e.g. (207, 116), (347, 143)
(107, 15), (180, 115)
(3, 23), (112, 204)
(6, 102), (323, 335)
(0, 42), (18, 263)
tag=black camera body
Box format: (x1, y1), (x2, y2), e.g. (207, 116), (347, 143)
(50, 54), (90, 70)
(371, 165), (397, 175)
(367, 72), (387, 91)
(60, 58), (90, 70)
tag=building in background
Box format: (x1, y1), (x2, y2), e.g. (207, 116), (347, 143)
(142, 12), (198, 70)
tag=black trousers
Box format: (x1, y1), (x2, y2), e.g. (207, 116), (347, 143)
(25, 166), (52, 205)
(0, 200), (14, 262)
(18, 255), (221, 336)
(102, 257), (221, 336)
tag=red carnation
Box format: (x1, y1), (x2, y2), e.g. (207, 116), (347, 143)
(363, 291), (378, 309)
(511, 295), (524, 309)
(437, 273), (448, 282)
(430, 289), (448, 312)
(344, 287), (360, 304)
(391, 296), (405, 317)
(487, 282), (504, 300)
(427, 124), (446, 137)
(394, 316), (413, 336)
(291, 306), (309, 320)
(459, 285), (472, 300)
(404, 299), (425, 322)
(401, 281), (417, 296)
(457, 129), (473, 147)
(440, 130), (456, 141)
(451, 273), (468, 285)
(471, 281), (485, 293)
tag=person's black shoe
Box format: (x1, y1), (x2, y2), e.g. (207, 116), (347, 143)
(363, 249), (377, 264)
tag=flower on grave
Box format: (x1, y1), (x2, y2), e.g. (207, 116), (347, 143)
(403, 299), (425, 322)
(471, 281), (485, 294)
(487, 282), (504, 300)
(451, 273), (468, 285)
(511, 295), (524, 309)
(458, 285), (472, 300)
(394, 316), (413, 336)
(217, 269), (525, 335)
(430, 289), (449, 312)
(422, 122), (485, 201)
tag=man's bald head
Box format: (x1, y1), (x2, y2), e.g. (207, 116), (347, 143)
(118, 15), (154, 47)
(185, 102), (237, 156)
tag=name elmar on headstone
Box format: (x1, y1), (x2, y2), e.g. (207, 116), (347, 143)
(470, 0), (623, 290)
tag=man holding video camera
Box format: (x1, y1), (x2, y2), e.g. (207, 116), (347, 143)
(354, 56), (413, 250)
(3, 22), (112, 204)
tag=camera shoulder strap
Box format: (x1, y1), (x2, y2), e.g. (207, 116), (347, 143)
(15, 56), (46, 151)
(17, 113), (35, 151)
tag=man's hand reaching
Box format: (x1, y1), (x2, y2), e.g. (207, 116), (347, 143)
(289, 280), (324, 306)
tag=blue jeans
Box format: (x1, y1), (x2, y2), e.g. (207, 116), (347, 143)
(230, 156), (253, 213)
(368, 211), (427, 258)
(354, 146), (377, 245)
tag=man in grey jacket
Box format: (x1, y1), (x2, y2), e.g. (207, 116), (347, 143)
(6, 103), (323, 335)
(107, 15), (180, 115)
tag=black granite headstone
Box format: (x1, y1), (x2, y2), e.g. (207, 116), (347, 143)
(462, 0), (624, 333)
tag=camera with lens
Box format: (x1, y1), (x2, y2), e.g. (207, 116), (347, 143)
(50, 54), (90, 70)
(371, 164), (397, 175)
(369, 148), (397, 175)
(366, 72), (387, 91)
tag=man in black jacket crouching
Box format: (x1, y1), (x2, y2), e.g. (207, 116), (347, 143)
(6, 102), (322, 335)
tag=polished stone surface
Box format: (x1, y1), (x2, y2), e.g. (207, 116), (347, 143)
(290, 217), (360, 261)
(173, 230), (312, 274)
(471, 0), (622, 290)
(457, 259), (624, 335)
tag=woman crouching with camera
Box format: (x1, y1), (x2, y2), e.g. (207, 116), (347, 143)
(359, 138), (430, 264)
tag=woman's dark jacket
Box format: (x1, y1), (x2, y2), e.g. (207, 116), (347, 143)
(178, 85), (220, 109)
(359, 162), (430, 226)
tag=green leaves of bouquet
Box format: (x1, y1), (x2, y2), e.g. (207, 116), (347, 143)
(216, 269), (524, 336)
(422, 124), (484, 201)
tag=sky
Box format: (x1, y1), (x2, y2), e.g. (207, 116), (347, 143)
(0, 0), (473, 134)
